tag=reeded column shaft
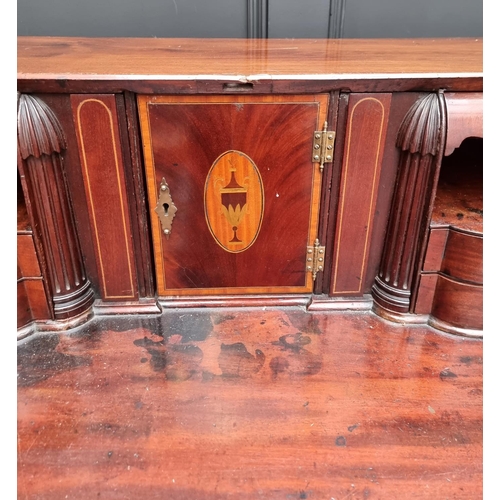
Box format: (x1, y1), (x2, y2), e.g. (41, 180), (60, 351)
(372, 92), (446, 315)
(18, 94), (94, 319)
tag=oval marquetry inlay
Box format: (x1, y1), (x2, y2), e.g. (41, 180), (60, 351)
(205, 150), (264, 253)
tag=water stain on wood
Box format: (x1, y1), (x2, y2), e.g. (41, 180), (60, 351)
(270, 333), (322, 377)
(17, 334), (92, 387)
(17, 306), (483, 499)
(284, 311), (322, 334)
(159, 311), (214, 342)
(212, 314), (236, 325)
(218, 342), (265, 378)
(335, 436), (347, 446)
(459, 355), (482, 365)
(134, 336), (203, 381)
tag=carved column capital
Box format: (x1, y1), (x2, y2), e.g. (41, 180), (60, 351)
(17, 94), (67, 159)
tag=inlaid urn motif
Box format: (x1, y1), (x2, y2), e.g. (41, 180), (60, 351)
(204, 150), (264, 253)
(220, 167), (247, 243)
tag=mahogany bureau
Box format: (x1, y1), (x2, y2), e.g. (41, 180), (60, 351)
(16, 37), (483, 338)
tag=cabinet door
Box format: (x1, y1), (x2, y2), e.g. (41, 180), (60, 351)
(138, 94), (329, 296)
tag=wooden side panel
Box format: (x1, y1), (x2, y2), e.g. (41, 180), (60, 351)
(413, 273), (439, 315)
(17, 234), (42, 278)
(71, 95), (138, 301)
(444, 92), (483, 156)
(17, 279), (32, 328)
(18, 271), (51, 328)
(330, 94), (391, 295)
(430, 275), (483, 331)
(422, 228), (448, 272)
(23, 280), (51, 321)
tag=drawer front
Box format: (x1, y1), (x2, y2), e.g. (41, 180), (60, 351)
(431, 274), (482, 331)
(17, 234), (41, 279)
(441, 230), (482, 284)
(138, 94), (329, 295)
(17, 279), (51, 328)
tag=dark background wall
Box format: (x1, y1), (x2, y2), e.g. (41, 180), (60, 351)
(18, 0), (482, 38)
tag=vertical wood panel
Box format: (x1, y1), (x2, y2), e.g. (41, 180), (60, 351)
(422, 228), (448, 272)
(413, 273), (439, 315)
(330, 93), (391, 295)
(17, 234), (42, 278)
(17, 280), (33, 328)
(122, 92), (156, 298)
(71, 94), (138, 301)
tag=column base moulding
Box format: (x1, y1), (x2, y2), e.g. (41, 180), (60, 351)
(372, 302), (429, 326)
(93, 298), (162, 316)
(307, 294), (373, 311)
(428, 316), (483, 339)
(158, 294), (312, 309)
(52, 280), (95, 320)
(371, 276), (412, 314)
(17, 306), (95, 341)
(372, 302), (483, 338)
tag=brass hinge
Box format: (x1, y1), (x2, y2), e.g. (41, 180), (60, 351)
(312, 121), (335, 173)
(306, 238), (326, 281)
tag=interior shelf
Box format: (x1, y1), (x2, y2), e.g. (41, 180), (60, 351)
(431, 137), (483, 234)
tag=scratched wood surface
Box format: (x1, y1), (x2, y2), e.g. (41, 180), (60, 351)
(17, 37), (483, 94)
(17, 308), (482, 499)
(17, 37), (482, 79)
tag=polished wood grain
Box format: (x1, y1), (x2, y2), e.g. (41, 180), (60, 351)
(414, 274), (440, 316)
(441, 230), (482, 284)
(18, 279), (51, 324)
(17, 234), (42, 279)
(17, 308), (483, 499)
(17, 37), (483, 94)
(443, 93), (483, 156)
(139, 94), (328, 295)
(430, 276), (483, 333)
(17, 279), (32, 329)
(71, 94), (138, 301)
(330, 93), (391, 296)
(422, 229), (448, 272)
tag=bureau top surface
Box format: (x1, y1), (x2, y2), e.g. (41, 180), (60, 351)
(18, 37), (482, 80)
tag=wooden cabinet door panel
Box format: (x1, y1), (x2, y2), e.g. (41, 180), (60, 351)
(138, 94), (329, 295)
